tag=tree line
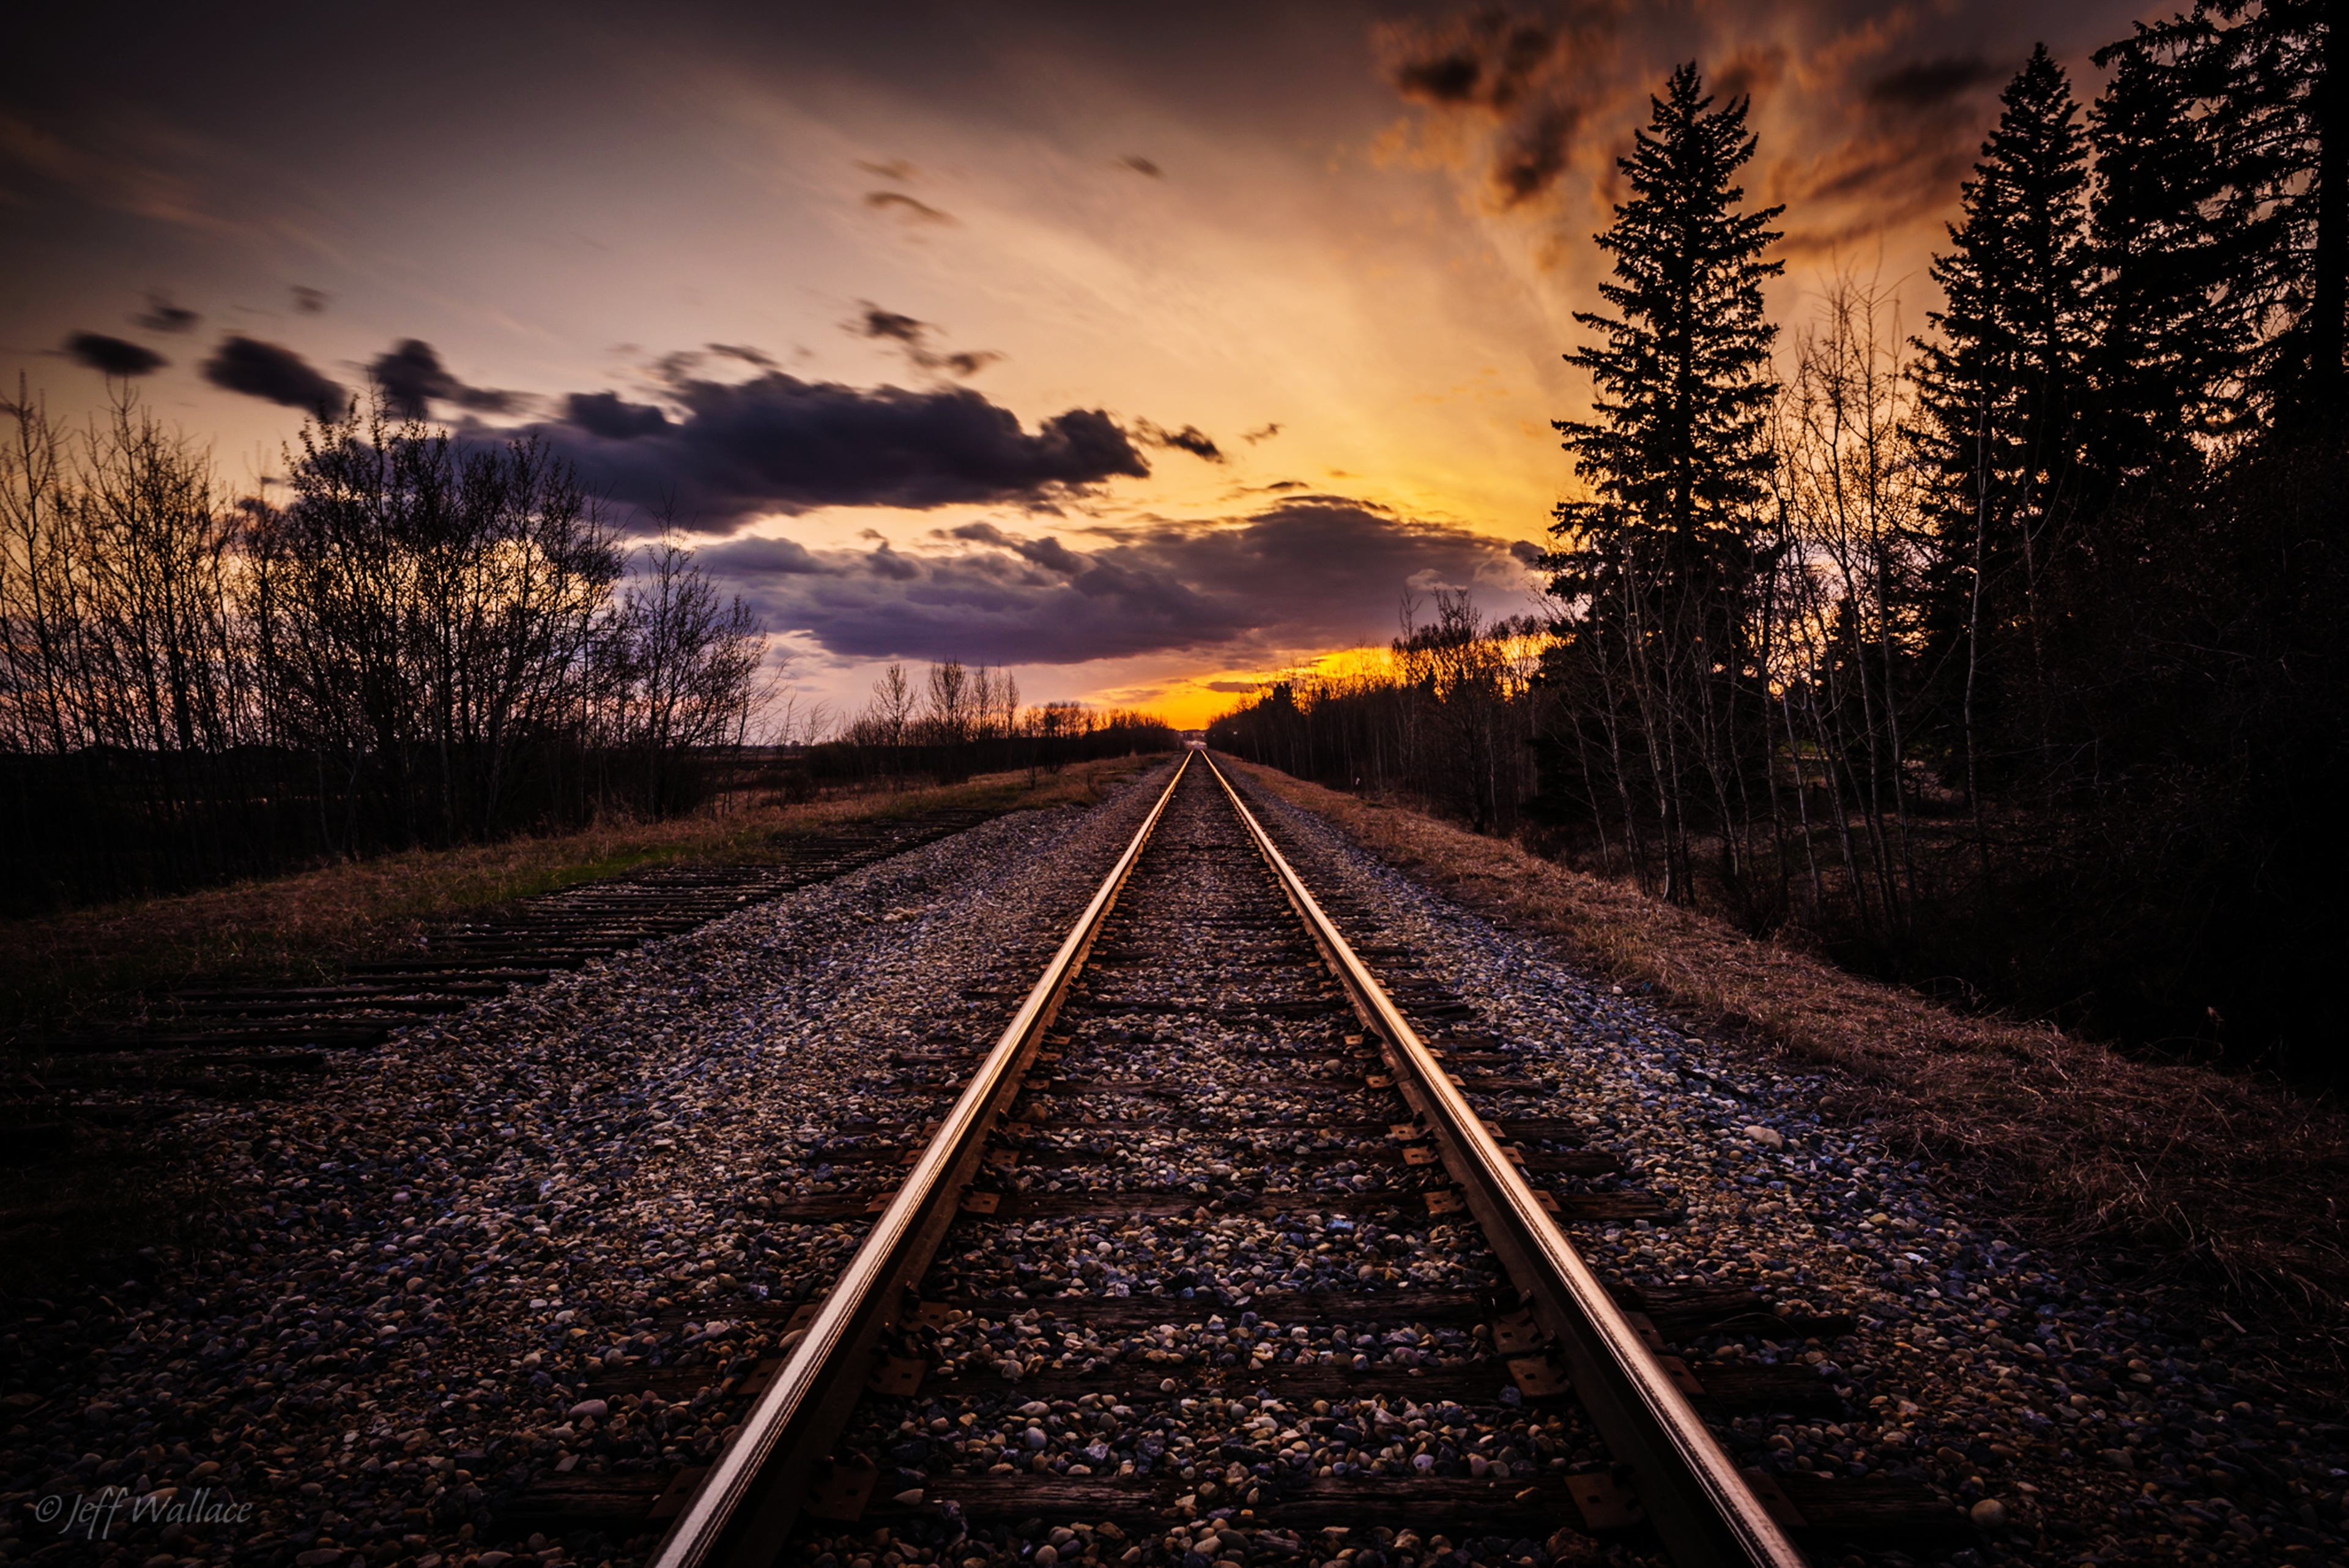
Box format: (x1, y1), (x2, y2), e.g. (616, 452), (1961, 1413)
(0, 392), (765, 913)
(1208, 592), (1547, 836)
(1219, 1), (2345, 1080)
(812, 659), (1176, 786)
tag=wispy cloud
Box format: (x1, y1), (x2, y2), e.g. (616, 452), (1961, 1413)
(866, 190), (956, 225)
(851, 303), (1003, 379)
(133, 290), (198, 334)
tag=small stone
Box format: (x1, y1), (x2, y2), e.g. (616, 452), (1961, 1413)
(1035, 1549), (1059, 1568)
(1743, 1125), (1783, 1150)
(567, 1399), (608, 1419)
(1969, 1498), (2008, 1529)
(294, 1551), (343, 1568)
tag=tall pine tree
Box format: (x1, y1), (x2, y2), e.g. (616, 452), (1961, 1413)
(1910, 45), (2091, 790)
(2132, 1), (2341, 428)
(1551, 61), (1783, 585)
(1545, 62), (1782, 902)
(2088, 21), (2251, 467)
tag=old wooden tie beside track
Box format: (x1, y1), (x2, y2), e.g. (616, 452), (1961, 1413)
(608, 754), (1959, 1567)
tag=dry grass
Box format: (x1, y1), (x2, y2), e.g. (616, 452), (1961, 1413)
(0, 756), (1162, 1293)
(0, 756), (1157, 1041)
(1233, 762), (2349, 1376)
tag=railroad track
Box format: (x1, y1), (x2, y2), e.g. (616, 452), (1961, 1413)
(555, 754), (1961, 1567)
(4, 808), (1002, 1151)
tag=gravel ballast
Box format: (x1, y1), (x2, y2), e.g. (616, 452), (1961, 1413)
(0, 770), (1177, 1568)
(4, 756), (2342, 1568)
(1229, 768), (2349, 1567)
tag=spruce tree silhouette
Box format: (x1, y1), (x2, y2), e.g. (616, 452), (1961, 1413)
(1544, 61), (1783, 903)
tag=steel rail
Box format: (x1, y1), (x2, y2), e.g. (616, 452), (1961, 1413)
(1202, 752), (1806, 1568)
(650, 751), (1196, 1568)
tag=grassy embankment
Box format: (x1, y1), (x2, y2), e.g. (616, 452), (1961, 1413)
(1229, 760), (2349, 1390)
(1, 754), (1157, 1044)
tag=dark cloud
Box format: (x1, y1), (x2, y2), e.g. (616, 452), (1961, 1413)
(201, 335), (343, 411)
(1201, 679), (1261, 693)
(64, 331), (166, 377)
(369, 338), (521, 420)
(1119, 154), (1163, 177)
(1867, 56), (2001, 109)
(866, 190), (955, 225)
(852, 303), (1003, 379)
(946, 519), (1087, 573)
(1380, 5), (1618, 212)
(701, 497), (1534, 666)
(864, 543), (921, 580)
(1391, 17), (1555, 111)
(1714, 44), (1785, 105)
(291, 285), (328, 314)
(1395, 49), (1482, 104)
(858, 307), (926, 346)
(1770, 52), (2009, 255)
(1134, 420), (1225, 463)
(856, 158), (916, 181)
(1377, 6), (2044, 258)
(1493, 103), (1578, 207)
(1241, 422), (1283, 444)
(511, 370), (1151, 528)
(565, 391), (670, 439)
(133, 289), (197, 333)
(713, 535), (826, 575)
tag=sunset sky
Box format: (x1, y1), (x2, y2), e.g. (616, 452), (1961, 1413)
(4, 0), (2150, 729)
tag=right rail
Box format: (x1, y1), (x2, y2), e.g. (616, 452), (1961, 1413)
(645, 751), (1819, 1566)
(1204, 752), (1806, 1568)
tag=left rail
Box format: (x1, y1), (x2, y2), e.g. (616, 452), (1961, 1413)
(648, 752), (1194, 1568)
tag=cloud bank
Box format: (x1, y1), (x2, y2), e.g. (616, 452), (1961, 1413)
(700, 497), (1539, 667)
(511, 370), (1154, 529)
(187, 328), (1197, 531)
